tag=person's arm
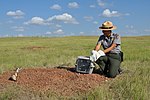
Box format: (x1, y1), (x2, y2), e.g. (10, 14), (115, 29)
(94, 43), (101, 51)
(94, 35), (103, 51)
(103, 43), (117, 53)
(103, 33), (121, 53)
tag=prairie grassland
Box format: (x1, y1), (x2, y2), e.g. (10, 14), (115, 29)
(0, 36), (150, 100)
(0, 36), (96, 73)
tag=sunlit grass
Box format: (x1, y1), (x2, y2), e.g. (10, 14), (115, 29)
(0, 36), (150, 99)
(0, 36), (96, 72)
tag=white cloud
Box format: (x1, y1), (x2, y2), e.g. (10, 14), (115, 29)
(24, 17), (49, 25)
(68, 2), (79, 8)
(144, 29), (150, 32)
(56, 24), (62, 28)
(24, 13), (79, 26)
(102, 9), (121, 17)
(6, 10), (25, 19)
(17, 34), (24, 37)
(126, 25), (134, 29)
(50, 4), (61, 10)
(102, 9), (130, 17)
(84, 16), (93, 21)
(44, 29), (64, 35)
(126, 30), (139, 34)
(79, 32), (84, 35)
(70, 32), (75, 36)
(11, 26), (25, 32)
(97, 0), (105, 7)
(47, 13), (79, 24)
(125, 13), (130, 16)
(124, 25), (140, 35)
(93, 21), (98, 24)
(53, 29), (64, 34)
(89, 5), (96, 8)
(45, 31), (52, 35)
(4, 34), (9, 37)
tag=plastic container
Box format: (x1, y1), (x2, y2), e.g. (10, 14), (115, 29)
(75, 56), (94, 74)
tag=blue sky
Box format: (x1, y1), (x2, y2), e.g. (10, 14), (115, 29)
(0, 0), (150, 37)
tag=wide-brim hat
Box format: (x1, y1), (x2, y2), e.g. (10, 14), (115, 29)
(99, 21), (117, 30)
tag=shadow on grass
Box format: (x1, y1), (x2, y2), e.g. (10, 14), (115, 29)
(55, 64), (104, 75)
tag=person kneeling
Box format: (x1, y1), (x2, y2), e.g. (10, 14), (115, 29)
(94, 21), (122, 78)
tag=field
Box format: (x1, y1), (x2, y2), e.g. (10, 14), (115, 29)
(0, 36), (150, 100)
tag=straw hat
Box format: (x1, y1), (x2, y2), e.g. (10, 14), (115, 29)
(99, 21), (117, 30)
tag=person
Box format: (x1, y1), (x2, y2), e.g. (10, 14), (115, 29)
(94, 21), (122, 78)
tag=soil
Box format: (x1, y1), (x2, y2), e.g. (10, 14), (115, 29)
(0, 67), (108, 96)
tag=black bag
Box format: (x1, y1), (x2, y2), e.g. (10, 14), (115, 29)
(120, 51), (124, 62)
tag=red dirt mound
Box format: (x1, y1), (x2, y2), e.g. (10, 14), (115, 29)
(0, 67), (108, 96)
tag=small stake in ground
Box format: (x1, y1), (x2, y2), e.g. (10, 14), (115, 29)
(9, 68), (21, 81)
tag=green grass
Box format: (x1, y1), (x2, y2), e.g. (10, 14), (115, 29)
(0, 36), (97, 73)
(0, 36), (150, 100)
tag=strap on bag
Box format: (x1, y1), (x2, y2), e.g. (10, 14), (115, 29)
(120, 51), (124, 62)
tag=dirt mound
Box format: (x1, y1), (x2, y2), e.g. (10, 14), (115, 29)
(0, 67), (108, 96)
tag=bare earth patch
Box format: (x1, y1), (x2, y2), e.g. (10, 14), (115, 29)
(0, 67), (108, 96)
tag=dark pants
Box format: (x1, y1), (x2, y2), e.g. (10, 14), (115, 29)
(96, 53), (121, 78)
